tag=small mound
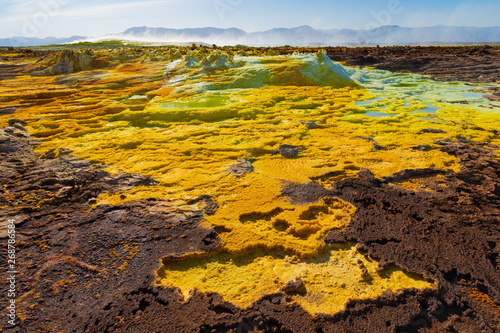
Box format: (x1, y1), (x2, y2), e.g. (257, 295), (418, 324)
(166, 50), (359, 93)
(30, 50), (109, 76)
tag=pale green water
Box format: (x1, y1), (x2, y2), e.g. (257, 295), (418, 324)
(355, 97), (383, 106)
(347, 66), (499, 114)
(364, 111), (397, 118)
(411, 103), (441, 114)
(161, 94), (236, 109)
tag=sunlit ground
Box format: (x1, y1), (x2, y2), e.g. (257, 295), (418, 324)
(1, 47), (499, 314)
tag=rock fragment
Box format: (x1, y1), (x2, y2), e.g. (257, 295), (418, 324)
(355, 136), (375, 142)
(8, 118), (27, 127)
(280, 277), (305, 295)
(55, 186), (73, 199)
(420, 128), (447, 134)
(228, 158), (254, 176)
(411, 145), (432, 151)
(276, 144), (300, 158)
(372, 143), (387, 151)
(298, 121), (317, 129)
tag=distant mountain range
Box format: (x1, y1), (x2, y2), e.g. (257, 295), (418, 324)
(0, 36), (84, 47)
(1, 25), (500, 47)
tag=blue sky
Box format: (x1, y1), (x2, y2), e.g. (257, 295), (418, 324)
(0, 0), (499, 38)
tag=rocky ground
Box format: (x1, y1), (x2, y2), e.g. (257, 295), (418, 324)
(326, 46), (500, 84)
(0, 47), (499, 332)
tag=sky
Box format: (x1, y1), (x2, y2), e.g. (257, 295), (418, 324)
(0, 0), (499, 39)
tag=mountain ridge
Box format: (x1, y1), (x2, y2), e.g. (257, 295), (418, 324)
(1, 25), (499, 47)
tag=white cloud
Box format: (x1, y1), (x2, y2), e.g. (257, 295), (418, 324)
(0, 0), (187, 37)
(54, 1), (170, 20)
(1, 0), (499, 39)
(1, 0), (187, 22)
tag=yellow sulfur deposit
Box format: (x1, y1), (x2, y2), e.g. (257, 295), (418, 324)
(206, 196), (355, 257)
(41, 80), (464, 205)
(157, 244), (431, 315)
(157, 190), (431, 315)
(3, 47), (500, 315)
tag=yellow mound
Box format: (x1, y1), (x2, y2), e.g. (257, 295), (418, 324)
(157, 244), (431, 315)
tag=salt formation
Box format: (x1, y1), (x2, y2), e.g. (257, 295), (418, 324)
(165, 50), (358, 94)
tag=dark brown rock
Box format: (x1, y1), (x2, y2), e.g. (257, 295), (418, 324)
(228, 158), (254, 176)
(280, 181), (328, 205)
(8, 118), (27, 127)
(411, 144), (433, 151)
(280, 277), (305, 295)
(277, 144), (300, 158)
(421, 128), (447, 134)
(326, 45), (500, 85)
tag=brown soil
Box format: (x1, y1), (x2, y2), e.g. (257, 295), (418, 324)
(326, 45), (500, 84)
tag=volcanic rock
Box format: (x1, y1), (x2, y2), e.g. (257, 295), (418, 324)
(298, 121), (317, 129)
(280, 277), (305, 295)
(421, 128), (447, 134)
(228, 158), (254, 176)
(411, 144), (432, 151)
(277, 144), (300, 158)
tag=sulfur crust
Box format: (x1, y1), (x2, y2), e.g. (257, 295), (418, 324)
(157, 244), (432, 315)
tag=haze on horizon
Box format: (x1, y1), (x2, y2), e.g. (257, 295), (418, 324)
(0, 0), (499, 39)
